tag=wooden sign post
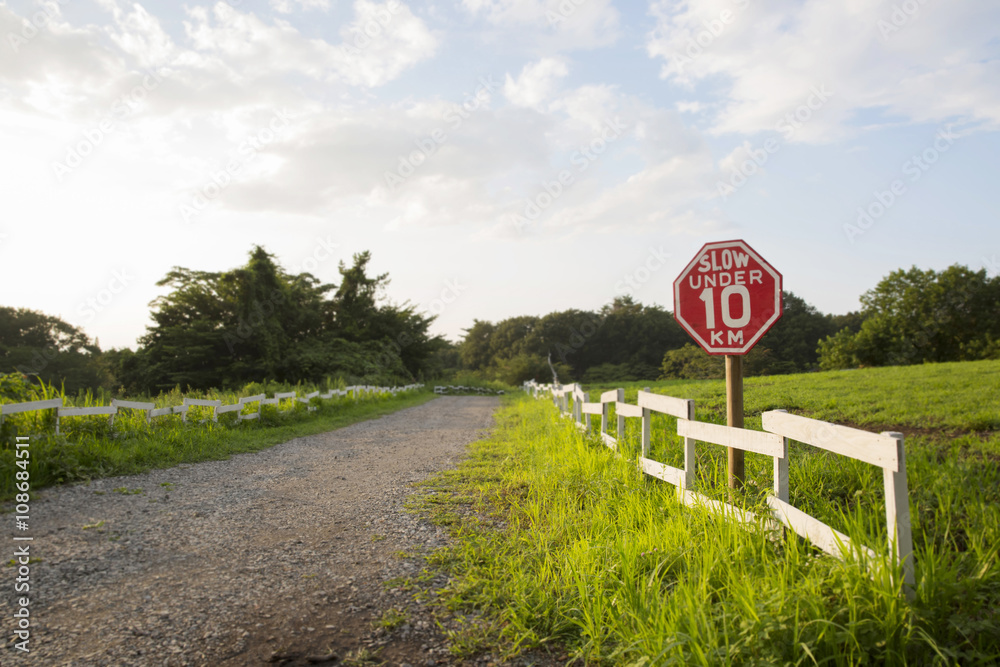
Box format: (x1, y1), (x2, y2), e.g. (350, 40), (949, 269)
(725, 355), (744, 488)
(673, 240), (783, 490)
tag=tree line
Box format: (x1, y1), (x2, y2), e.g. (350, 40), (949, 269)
(3, 259), (997, 396)
(447, 264), (999, 385)
(1, 247), (446, 396)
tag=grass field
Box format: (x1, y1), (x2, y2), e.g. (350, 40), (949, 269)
(0, 383), (435, 501)
(417, 359), (1000, 665)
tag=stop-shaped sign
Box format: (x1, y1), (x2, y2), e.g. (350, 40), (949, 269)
(673, 239), (782, 355)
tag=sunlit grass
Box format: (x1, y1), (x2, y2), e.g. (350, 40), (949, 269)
(0, 382), (434, 499)
(422, 361), (1000, 664)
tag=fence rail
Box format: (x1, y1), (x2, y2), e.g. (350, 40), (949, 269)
(1, 384), (424, 435)
(523, 380), (915, 598)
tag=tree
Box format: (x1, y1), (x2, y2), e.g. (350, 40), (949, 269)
(134, 246), (440, 392)
(459, 320), (496, 370)
(659, 344), (723, 380)
(0, 307), (111, 394)
(818, 264), (1000, 369)
(757, 291), (838, 373)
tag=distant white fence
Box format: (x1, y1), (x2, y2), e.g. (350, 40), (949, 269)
(523, 380), (915, 598)
(0, 384), (424, 435)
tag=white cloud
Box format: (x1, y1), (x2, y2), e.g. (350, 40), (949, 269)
(503, 57), (568, 109)
(270, 0), (332, 13)
(646, 0), (1000, 141)
(182, 1), (438, 88)
(462, 0), (620, 51)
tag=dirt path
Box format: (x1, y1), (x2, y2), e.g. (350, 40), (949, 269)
(1, 396), (501, 666)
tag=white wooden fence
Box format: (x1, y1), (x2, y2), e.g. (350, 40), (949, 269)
(0, 384), (424, 435)
(523, 380), (915, 598)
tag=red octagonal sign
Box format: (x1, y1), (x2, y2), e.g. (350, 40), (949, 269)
(673, 240), (782, 355)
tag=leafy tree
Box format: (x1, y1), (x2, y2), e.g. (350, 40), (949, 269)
(660, 344), (723, 380)
(133, 246), (440, 392)
(0, 307), (111, 394)
(818, 265), (1000, 369)
(459, 320), (496, 370)
(659, 344), (777, 380)
(757, 291), (838, 373)
(581, 298), (687, 378)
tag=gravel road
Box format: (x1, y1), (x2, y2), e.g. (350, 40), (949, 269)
(1, 396), (505, 666)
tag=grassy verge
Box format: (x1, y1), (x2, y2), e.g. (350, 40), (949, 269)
(416, 363), (1000, 665)
(1, 390), (436, 501)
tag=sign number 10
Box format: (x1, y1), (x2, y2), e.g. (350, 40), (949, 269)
(698, 286), (751, 330)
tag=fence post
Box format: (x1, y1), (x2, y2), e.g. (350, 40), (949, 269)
(640, 387), (651, 459)
(615, 388), (625, 446)
(773, 409), (789, 502)
(583, 392), (591, 430)
(883, 431), (915, 598)
(600, 398), (608, 438)
(683, 399), (696, 490)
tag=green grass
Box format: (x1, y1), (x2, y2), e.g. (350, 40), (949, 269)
(419, 360), (1000, 665)
(585, 358), (1000, 433)
(0, 388), (436, 501)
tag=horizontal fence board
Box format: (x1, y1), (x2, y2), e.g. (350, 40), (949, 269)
(112, 399), (154, 411)
(150, 406), (185, 418)
(260, 398), (279, 406)
(240, 394), (265, 404)
(581, 402), (603, 415)
(274, 392), (296, 400)
(767, 496), (876, 561)
(183, 399), (221, 407)
(239, 413), (260, 420)
(762, 411), (899, 471)
(2, 398), (63, 415)
(305, 391), (319, 399)
(639, 457), (685, 487)
(616, 402), (643, 418)
(600, 389), (620, 403)
(677, 419), (785, 456)
(58, 406), (116, 417)
(637, 391), (691, 420)
(680, 490), (760, 525)
(216, 404), (242, 414)
(600, 432), (617, 450)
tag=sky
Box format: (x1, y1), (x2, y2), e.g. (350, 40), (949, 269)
(1, 0), (998, 349)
